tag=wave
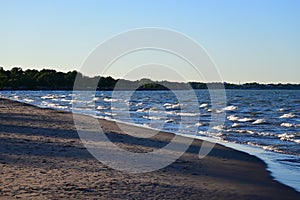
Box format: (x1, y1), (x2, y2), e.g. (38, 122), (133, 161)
(96, 105), (107, 110)
(233, 129), (256, 135)
(252, 119), (266, 124)
(136, 108), (148, 112)
(232, 123), (241, 127)
(275, 133), (300, 145)
(164, 103), (181, 110)
(13, 95), (20, 99)
(199, 103), (209, 108)
(211, 125), (224, 131)
(165, 119), (174, 123)
(212, 105), (238, 113)
(42, 102), (68, 109)
(223, 105), (238, 111)
(280, 123), (294, 128)
(23, 98), (34, 103)
(41, 94), (58, 99)
(143, 116), (164, 120)
(280, 113), (296, 119)
(238, 117), (253, 122)
(92, 97), (100, 101)
(195, 122), (204, 127)
(135, 102), (143, 107)
(176, 112), (198, 117)
(227, 115), (239, 121)
(104, 98), (119, 102)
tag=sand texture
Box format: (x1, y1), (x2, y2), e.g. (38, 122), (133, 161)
(0, 98), (299, 199)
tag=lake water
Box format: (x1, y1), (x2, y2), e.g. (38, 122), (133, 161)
(1, 90), (299, 191)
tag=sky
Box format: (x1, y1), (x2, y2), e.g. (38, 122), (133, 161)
(0, 0), (299, 83)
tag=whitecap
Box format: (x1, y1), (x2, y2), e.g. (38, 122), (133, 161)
(165, 103), (181, 110)
(61, 99), (71, 102)
(195, 122), (204, 127)
(163, 103), (173, 107)
(136, 102), (143, 107)
(263, 145), (278, 152)
(234, 129), (255, 134)
(280, 113), (296, 119)
(96, 105), (106, 110)
(280, 123), (293, 128)
(43, 102), (67, 109)
(252, 119), (266, 124)
(212, 125), (224, 131)
(143, 116), (163, 120)
(199, 103), (208, 108)
(277, 133), (300, 144)
(41, 94), (57, 99)
(165, 119), (174, 123)
(104, 98), (119, 102)
(137, 108), (148, 112)
(223, 105), (238, 111)
(293, 139), (300, 144)
(149, 107), (158, 112)
(232, 123), (241, 127)
(176, 112), (198, 116)
(23, 98), (34, 103)
(92, 97), (100, 101)
(278, 133), (295, 140)
(238, 118), (253, 122)
(227, 115), (239, 121)
(195, 122), (205, 127)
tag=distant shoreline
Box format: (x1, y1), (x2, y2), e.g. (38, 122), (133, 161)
(1, 88), (300, 91)
(1, 67), (300, 90)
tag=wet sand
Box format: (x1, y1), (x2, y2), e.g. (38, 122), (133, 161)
(0, 98), (299, 199)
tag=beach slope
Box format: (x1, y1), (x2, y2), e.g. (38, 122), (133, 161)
(0, 98), (299, 199)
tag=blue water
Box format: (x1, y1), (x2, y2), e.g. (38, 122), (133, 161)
(1, 90), (299, 191)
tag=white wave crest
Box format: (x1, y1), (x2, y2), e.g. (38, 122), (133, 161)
(96, 105), (107, 110)
(238, 118), (253, 122)
(23, 98), (34, 103)
(252, 119), (266, 124)
(223, 105), (238, 111)
(136, 102), (143, 106)
(232, 123), (241, 127)
(176, 112), (198, 116)
(280, 113), (296, 118)
(195, 122), (204, 127)
(280, 123), (293, 128)
(136, 108), (148, 112)
(104, 98), (119, 102)
(199, 103), (208, 108)
(227, 115), (239, 121)
(165, 103), (181, 110)
(165, 119), (174, 123)
(212, 125), (224, 131)
(41, 95), (57, 99)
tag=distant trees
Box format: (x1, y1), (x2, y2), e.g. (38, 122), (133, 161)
(0, 67), (299, 90)
(0, 67), (77, 90)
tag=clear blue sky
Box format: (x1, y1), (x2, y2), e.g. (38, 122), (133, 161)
(0, 0), (299, 83)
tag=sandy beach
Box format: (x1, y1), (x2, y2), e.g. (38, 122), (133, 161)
(0, 98), (299, 199)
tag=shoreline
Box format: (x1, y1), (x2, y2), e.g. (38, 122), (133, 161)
(3, 94), (300, 191)
(0, 98), (299, 199)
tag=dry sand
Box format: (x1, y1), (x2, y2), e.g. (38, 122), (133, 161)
(0, 98), (299, 199)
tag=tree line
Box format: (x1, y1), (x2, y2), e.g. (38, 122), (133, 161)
(0, 67), (299, 90)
